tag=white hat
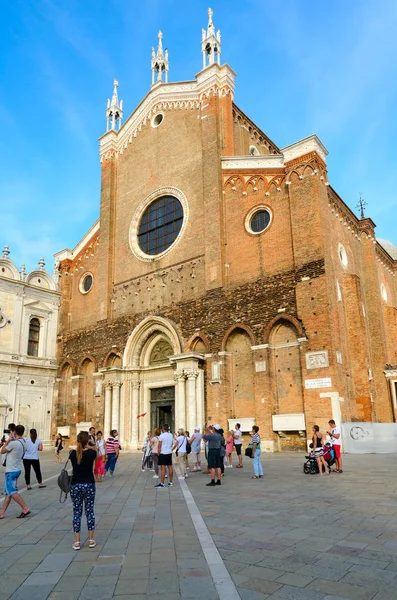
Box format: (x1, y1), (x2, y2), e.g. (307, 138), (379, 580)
(213, 424), (221, 431)
(194, 426), (200, 431)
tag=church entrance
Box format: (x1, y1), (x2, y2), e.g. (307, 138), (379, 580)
(150, 387), (175, 433)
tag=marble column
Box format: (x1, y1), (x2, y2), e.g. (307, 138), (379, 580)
(174, 370), (186, 431)
(112, 381), (121, 431)
(196, 369), (205, 430)
(104, 383), (112, 437)
(131, 381), (140, 449)
(186, 369), (199, 435)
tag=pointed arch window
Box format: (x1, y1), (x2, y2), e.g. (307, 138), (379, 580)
(27, 318), (40, 357)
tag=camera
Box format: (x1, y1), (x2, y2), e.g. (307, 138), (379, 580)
(3, 429), (10, 435)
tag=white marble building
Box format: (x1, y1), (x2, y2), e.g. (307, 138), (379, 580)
(0, 246), (60, 444)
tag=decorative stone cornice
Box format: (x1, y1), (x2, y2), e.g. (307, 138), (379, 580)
(99, 63), (235, 162)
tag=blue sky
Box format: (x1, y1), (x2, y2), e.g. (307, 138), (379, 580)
(1, 0), (397, 272)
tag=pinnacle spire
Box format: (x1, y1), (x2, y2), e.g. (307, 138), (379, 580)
(106, 79), (123, 132)
(201, 7), (221, 69)
(151, 30), (169, 86)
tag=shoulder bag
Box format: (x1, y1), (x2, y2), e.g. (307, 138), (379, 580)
(57, 451), (73, 503)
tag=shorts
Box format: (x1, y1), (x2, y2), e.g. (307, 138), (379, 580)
(333, 445), (341, 459)
(207, 448), (221, 469)
(158, 454), (172, 467)
(191, 451), (200, 463)
(314, 448), (324, 457)
(235, 444), (242, 456)
(4, 471), (21, 496)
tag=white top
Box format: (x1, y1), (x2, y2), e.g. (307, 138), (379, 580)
(159, 432), (173, 455)
(176, 435), (187, 452)
(331, 427), (341, 446)
(96, 439), (105, 456)
(24, 438), (42, 460)
(234, 429), (242, 445)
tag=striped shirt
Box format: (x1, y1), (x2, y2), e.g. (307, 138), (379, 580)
(251, 433), (261, 445)
(105, 437), (119, 454)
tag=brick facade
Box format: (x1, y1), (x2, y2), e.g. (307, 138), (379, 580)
(53, 27), (397, 449)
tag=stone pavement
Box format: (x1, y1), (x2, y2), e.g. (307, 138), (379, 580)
(0, 451), (397, 599)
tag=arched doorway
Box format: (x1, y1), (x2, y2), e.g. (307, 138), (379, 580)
(121, 317), (205, 448)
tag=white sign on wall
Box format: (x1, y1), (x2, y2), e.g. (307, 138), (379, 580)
(305, 377), (332, 389)
(305, 351), (329, 369)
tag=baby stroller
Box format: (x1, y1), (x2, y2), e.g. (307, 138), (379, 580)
(303, 442), (335, 474)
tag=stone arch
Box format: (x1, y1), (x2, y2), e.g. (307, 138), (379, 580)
(225, 327), (255, 409)
(263, 314), (305, 344)
(103, 351), (122, 368)
(0, 259), (20, 280)
(268, 318), (304, 415)
(186, 332), (210, 353)
(59, 362), (73, 420)
(123, 316), (182, 368)
(221, 323), (256, 352)
(78, 354), (97, 372)
(79, 358), (95, 421)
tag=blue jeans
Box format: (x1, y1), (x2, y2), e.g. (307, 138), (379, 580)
(105, 453), (117, 474)
(252, 449), (263, 477)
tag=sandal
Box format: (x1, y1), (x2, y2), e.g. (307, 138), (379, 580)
(251, 476), (259, 479)
(89, 540), (97, 548)
(72, 542), (81, 551)
(38, 484), (46, 488)
(26, 485), (32, 491)
(16, 510), (31, 519)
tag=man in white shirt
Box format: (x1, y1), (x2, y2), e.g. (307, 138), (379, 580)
(327, 419), (343, 473)
(155, 424), (176, 488)
(0, 424), (30, 519)
(233, 423), (243, 468)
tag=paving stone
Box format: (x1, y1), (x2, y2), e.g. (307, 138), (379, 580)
(114, 578), (148, 595)
(23, 571), (64, 586)
(268, 584), (326, 599)
(238, 565), (286, 582)
(10, 585), (54, 600)
(276, 572), (315, 587)
(78, 586), (116, 600)
(35, 553), (75, 572)
(48, 592), (81, 600)
(53, 576), (88, 591)
(238, 577), (283, 595)
(308, 578), (377, 599)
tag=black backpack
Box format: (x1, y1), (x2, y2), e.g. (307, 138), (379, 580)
(57, 451), (72, 503)
(186, 440), (191, 454)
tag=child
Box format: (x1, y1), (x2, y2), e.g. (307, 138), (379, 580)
(94, 431), (105, 482)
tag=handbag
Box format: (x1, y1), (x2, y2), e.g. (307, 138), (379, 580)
(57, 451), (73, 503)
(245, 446), (253, 458)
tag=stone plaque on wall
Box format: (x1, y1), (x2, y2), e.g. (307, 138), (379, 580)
(255, 361), (266, 372)
(305, 377), (332, 389)
(305, 351), (329, 370)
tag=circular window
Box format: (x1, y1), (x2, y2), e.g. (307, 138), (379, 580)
(381, 283), (388, 303)
(245, 207), (272, 235)
(80, 273), (93, 294)
(151, 113), (164, 128)
(338, 244), (348, 268)
(137, 196), (183, 256)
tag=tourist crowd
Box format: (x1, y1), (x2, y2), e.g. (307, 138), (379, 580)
(0, 418), (341, 551)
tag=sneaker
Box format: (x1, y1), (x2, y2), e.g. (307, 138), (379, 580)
(168, 482), (174, 487)
(206, 481), (216, 487)
(141, 469), (145, 472)
(317, 473), (323, 477)
(150, 469), (155, 472)
(154, 483), (165, 488)
(216, 480), (221, 485)
(153, 475), (159, 479)
(178, 476), (184, 480)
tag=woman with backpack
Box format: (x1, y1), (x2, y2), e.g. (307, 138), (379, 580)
(70, 431), (97, 550)
(23, 429), (46, 490)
